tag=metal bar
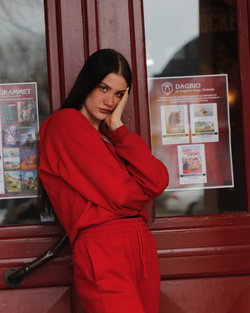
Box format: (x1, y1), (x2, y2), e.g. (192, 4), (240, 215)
(4, 232), (68, 288)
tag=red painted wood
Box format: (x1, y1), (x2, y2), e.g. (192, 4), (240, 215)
(0, 255), (70, 269)
(0, 287), (72, 312)
(94, 0), (137, 132)
(84, 0), (99, 56)
(160, 275), (250, 313)
(0, 238), (71, 260)
(154, 226), (250, 251)
(44, 0), (62, 112)
(155, 225), (250, 278)
(236, 0), (250, 212)
(0, 225), (63, 239)
(149, 212), (250, 230)
(127, 0), (143, 136)
(159, 251), (250, 279)
(57, 0), (86, 101)
(129, 0), (151, 144)
(249, 0), (250, 40)
(81, 0), (90, 59)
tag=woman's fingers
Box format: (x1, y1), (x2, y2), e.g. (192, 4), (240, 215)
(116, 87), (129, 114)
(122, 87), (129, 104)
(104, 87), (129, 131)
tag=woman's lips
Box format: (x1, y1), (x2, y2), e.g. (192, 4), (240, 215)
(99, 108), (111, 114)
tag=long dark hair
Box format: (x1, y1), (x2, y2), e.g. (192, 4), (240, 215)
(61, 49), (132, 110)
(37, 49), (132, 216)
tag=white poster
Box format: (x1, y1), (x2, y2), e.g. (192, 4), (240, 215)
(190, 103), (219, 143)
(160, 105), (189, 145)
(178, 144), (207, 185)
(148, 74), (234, 191)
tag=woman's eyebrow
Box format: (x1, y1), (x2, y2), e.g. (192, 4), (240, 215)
(100, 81), (126, 93)
(100, 82), (111, 89)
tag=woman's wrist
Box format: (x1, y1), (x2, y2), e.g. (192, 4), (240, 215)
(108, 121), (124, 132)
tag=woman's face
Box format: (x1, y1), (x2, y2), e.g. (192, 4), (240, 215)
(80, 73), (127, 129)
(175, 113), (180, 124)
(194, 159), (199, 167)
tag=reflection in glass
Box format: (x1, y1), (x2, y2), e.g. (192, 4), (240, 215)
(0, 0), (50, 225)
(144, 0), (247, 216)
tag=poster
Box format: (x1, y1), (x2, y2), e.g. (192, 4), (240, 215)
(149, 74), (234, 191)
(0, 82), (39, 199)
(3, 148), (20, 170)
(190, 103), (219, 143)
(178, 144), (207, 185)
(21, 170), (38, 194)
(160, 105), (189, 144)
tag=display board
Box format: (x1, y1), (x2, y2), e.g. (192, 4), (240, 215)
(0, 83), (39, 198)
(149, 75), (234, 191)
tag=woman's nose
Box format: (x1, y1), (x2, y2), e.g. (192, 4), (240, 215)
(104, 94), (114, 106)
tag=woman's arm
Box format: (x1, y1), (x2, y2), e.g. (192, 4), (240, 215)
(102, 125), (169, 198)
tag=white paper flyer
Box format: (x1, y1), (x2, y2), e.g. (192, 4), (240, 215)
(190, 103), (219, 143)
(178, 144), (207, 185)
(160, 105), (189, 145)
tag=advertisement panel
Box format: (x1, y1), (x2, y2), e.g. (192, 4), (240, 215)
(149, 75), (233, 190)
(0, 83), (39, 198)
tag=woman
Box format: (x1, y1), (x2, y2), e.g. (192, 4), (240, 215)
(167, 111), (184, 134)
(38, 49), (169, 313)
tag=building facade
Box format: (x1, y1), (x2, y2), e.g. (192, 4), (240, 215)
(1, 0), (250, 312)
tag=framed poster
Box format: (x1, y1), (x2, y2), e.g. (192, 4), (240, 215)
(148, 74), (234, 191)
(0, 82), (39, 199)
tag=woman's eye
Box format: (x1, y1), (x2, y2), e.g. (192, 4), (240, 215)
(100, 86), (107, 92)
(116, 93), (124, 98)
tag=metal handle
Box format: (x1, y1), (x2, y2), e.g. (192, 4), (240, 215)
(3, 232), (68, 288)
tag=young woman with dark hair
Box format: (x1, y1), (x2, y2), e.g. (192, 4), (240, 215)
(38, 49), (169, 313)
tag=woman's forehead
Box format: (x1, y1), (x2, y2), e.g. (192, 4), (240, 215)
(101, 73), (127, 90)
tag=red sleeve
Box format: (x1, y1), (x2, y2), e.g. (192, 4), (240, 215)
(58, 123), (151, 214)
(103, 125), (169, 198)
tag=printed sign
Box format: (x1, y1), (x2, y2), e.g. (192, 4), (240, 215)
(178, 144), (207, 185)
(0, 82), (39, 199)
(160, 105), (189, 144)
(148, 74), (234, 191)
(190, 103), (219, 143)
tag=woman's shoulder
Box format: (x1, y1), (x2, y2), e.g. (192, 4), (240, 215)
(40, 108), (97, 143)
(50, 108), (89, 129)
(52, 108), (82, 122)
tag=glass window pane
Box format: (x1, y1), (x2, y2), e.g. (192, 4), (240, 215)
(144, 0), (247, 216)
(0, 0), (50, 225)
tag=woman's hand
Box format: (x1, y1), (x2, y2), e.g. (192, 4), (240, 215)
(104, 87), (129, 132)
